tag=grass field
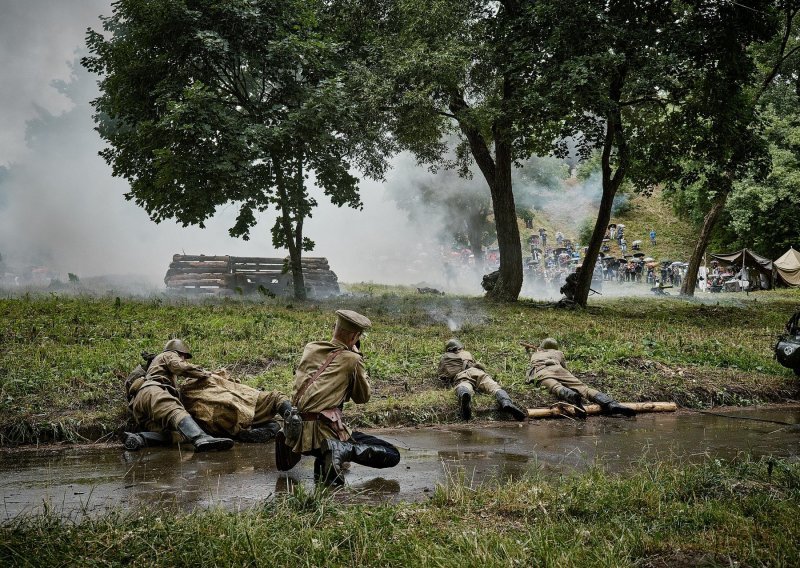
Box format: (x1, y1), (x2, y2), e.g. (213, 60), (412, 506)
(1, 286), (798, 445)
(1, 455), (797, 567)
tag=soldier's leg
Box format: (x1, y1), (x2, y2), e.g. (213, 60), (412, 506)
(537, 377), (587, 416)
(550, 374), (600, 400)
(453, 378), (475, 420)
(252, 391), (291, 427)
(477, 375), (526, 421)
(134, 386), (233, 451)
(239, 391), (290, 443)
(319, 431), (400, 485)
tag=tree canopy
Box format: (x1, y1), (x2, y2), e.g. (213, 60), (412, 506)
(84, 0), (391, 298)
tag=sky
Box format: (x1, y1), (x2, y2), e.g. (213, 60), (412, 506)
(0, 0), (600, 293)
(0, 0), (458, 288)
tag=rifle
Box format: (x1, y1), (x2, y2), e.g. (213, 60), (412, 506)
(520, 341), (538, 351)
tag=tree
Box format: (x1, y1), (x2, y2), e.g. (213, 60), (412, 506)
(83, 0), (390, 299)
(719, 85), (800, 258)
(511, 0), (777, 306)
(351, 0), (543, 301)
(674, 1), (799, 296)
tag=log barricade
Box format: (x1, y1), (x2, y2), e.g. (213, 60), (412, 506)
(164, 254), (340, 298)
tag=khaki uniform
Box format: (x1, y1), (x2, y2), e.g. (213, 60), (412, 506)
(527, 348), (599, 400)
(290, 339), (370, 454)
(180, 373), (288, 437)
(127, 351), (210, 432)
(438, 350), (501, 396)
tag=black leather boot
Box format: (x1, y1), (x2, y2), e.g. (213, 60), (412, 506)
(176, 416), (234, 452)
(495, 389), (527, 421)
(319, 438), (401, 485)
(554, 386), (587, 418)
(237, 422), (281, 443)
(455, 384), (472, 420)
(122, 431), (169, 451)
(320, 439), (355, 485)
(592, 392), (636, 417)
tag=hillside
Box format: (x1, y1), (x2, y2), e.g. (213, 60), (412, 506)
(518, 187), (697, 262)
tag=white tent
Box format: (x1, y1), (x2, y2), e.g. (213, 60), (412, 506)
(775, 247), (800, 287)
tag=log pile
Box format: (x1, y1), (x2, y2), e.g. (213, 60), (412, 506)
(164, 254), (340, 297)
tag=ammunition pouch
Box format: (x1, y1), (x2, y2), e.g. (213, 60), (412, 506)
(775, 335), (800, 370)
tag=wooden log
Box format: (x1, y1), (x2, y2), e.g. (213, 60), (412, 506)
(167, 273), (231, 282)
(527, 401), (676, 419)
(170, 260), (230, 269)
(167, 266), (231, 275)
(166, 278), (229, 288)
(172, 254), (230, 262)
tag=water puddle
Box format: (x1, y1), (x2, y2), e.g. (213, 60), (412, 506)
(1, 406), (797, 519)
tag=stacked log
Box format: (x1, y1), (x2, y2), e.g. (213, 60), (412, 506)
(163, 254), (340, 297)
(164, 255), (233, 292)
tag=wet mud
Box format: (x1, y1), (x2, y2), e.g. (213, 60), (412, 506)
(1, 406), (797, 520)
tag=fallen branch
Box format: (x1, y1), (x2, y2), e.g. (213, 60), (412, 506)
(527, 401), (677, 419)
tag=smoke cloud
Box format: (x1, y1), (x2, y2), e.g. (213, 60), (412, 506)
(0, 0), (624, 300)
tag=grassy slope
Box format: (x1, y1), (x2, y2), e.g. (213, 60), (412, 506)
(516, 188), (697, 262)
(1, 287), (798, 445)
(1, 457), (798, 567)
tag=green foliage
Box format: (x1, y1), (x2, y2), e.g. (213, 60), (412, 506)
(83, 0), (392, 299)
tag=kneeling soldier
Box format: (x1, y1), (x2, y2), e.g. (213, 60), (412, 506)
(438, 339), (527, 421)
(276, 310), (400, 485)
(124, 339), (234, 452)
(526, 338), (635, 417)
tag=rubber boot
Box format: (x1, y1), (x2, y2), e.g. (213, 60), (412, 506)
(176, 416), (234, 452)
(553, 386), (587, 418)
(455, 384), (472, 421)
(494, 389), (527, 421)
(237, 422), (281, 443)
(122, 431), (169, 451)
(592, 392), (636, 417)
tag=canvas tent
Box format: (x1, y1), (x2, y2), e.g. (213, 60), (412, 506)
(775, 247), (800, 287)
(711, 249), (774, 290)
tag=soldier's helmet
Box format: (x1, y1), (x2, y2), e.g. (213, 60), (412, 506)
(539, 337), (559, 350)
(164, 338), (192, 359)
(445, 338), (464, 352)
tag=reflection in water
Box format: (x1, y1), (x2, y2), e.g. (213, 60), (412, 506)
(1, 406), (798, 519)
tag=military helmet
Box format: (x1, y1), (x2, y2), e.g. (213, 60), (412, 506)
(445, 338), (464, 352)
(164, 338), (192, 358)
(539, 337), (559, 350)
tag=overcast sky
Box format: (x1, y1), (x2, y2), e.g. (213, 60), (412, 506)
(0, 0), (455, 288)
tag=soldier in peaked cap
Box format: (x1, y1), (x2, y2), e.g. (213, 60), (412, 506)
(526, 338), (635, 417)
(276, 309), (400, 485)
(124, 339), (234, 452)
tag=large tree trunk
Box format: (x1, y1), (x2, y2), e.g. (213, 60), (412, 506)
(680, 191), (728, 297)
(573, 71), (628, 307)
(450, 93), (523, 301)
(487, 136), (523, 300)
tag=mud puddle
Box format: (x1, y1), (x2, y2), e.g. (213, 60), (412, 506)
(1, 406), (797, 520)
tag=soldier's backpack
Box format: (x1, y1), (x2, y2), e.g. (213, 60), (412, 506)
(775, 309), (800, 376)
